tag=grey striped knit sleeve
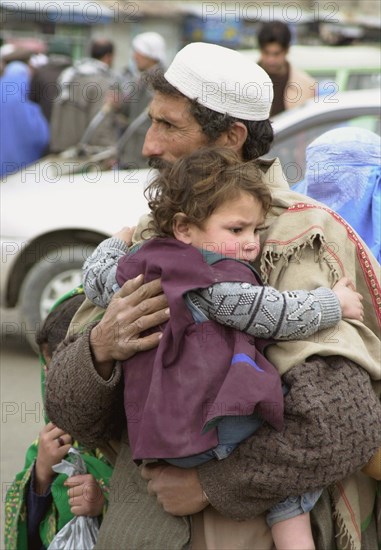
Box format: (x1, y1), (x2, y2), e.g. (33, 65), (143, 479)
(82, 237), (129, 308)
(187, 283), (341, 340)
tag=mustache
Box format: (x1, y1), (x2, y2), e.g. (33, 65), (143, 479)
(147, 157), (173, 171)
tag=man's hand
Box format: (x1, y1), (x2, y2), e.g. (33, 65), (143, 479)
(141, 463), (209, 516)
(65, 474), (105, 516)
(90, 275), (169, 379)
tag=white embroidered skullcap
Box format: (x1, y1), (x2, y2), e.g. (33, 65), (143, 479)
(132, 32), (166, 66)
(165, 42), (273, 121)
(0, 44), (15, 59)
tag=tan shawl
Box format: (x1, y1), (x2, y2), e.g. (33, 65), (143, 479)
(257, 160), (380, 378)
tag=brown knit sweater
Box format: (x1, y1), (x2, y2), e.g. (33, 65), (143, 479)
(45, 327), (381, 520)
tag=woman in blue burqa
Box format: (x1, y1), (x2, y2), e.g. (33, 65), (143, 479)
(0, 61), (49, 177)
(294, 126), (380, 263)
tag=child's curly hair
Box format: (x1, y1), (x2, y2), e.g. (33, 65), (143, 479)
(145, 147), (271, 237)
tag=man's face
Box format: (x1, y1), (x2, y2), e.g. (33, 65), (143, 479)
(259, 43), (288, 75)
(133, 50), (157, 72)
(142, 92), (210, 168)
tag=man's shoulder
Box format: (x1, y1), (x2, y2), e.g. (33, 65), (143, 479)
(257, 157), (279, 171)
(258, 157), (289, 190)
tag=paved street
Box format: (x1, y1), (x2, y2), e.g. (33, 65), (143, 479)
(0, 309), (44, 547)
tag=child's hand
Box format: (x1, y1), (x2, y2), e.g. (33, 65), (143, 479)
(114, 226), (136, 245)
(333, 277), (364, 321)
(64, 474), (105, 516)
(35, 422), (72, 494)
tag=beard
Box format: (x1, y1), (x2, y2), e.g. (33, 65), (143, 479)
(147, 157), (173, 171)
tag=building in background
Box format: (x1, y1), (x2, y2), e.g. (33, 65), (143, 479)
(0, 0), (115, 61)
(0, 1), (379, 73)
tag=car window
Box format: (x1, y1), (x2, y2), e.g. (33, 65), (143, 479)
(268, 114), (381, 185)
(347, 73), (381, 90)
(308, 71), (337, 84)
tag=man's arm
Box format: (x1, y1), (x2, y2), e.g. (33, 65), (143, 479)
(142, 356), (381, 520)
(45, 276), (169, 447)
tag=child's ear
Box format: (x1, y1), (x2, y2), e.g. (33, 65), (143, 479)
(173, 213), (192, 244)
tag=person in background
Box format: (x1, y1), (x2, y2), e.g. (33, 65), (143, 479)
(4, 289), (113, 550)
(257, 20), (315, 116)
(0, 61), (49, 177)
(0, 44), (15, 75)
(118, 31), (167, 169)
(0, 43), (33, 75)
(29, 39), (72, 122)
(49, 39), (121, 154)
(132, 31), (167, 74)
(293, 126), (381, 263)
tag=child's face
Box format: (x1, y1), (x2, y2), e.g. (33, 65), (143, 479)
(188, 192), (265, 262)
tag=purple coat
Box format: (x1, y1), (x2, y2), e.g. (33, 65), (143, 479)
(116, 238), (284, 461)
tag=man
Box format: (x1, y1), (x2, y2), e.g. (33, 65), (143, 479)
(45, 43), (381, 549)
(257, 21), (315, 116)
(29, 39), (72, 122)
(118, 32), (167, 169)
(49, 39), (121, 153)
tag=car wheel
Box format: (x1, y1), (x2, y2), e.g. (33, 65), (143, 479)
(19, 245), (93, 350)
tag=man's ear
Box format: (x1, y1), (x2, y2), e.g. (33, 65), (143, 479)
(214, 121), (248, 156)
(173, 213), (192, 244)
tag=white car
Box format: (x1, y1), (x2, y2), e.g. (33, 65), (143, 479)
(1, 88), (380, 348)
(265, 88), (380, 185)
(1, 168), (152, 346)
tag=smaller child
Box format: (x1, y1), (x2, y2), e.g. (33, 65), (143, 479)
(4, 289), (113, 550)
(83, 147), (364, 550)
